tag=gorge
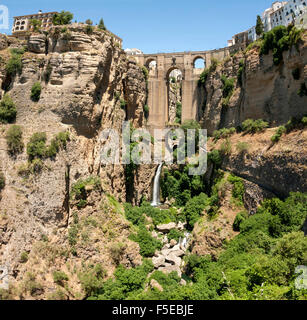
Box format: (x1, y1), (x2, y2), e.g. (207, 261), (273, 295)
(0, 22), (306, 300)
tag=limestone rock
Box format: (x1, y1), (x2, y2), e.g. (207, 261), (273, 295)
(169, 239), (177, 247)
(152, 255), (165, 268)
(156, 222), (176, 233)
(28, 34), (46, 53)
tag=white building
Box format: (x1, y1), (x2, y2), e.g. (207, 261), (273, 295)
(247, 0), (307, 42)
(124, 48), (143, 55)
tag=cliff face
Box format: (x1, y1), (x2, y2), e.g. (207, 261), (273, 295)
(0, 25), (147, 298)
(201, 31), (307, 134)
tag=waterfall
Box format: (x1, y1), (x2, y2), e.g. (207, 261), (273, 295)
(151, 163), (163, 207)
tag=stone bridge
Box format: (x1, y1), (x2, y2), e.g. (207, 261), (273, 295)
(134, 46), (236, 129)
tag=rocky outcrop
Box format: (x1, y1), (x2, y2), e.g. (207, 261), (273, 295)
(0, 25), (147, 298)
(201, 32), (307, 134)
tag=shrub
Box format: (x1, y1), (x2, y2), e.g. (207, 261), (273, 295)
(98, 18), (106, 30)
(233, 211), (248, 231)
(143, 105), (149, 119)
(45, 131), (70, 158)
(110, 242), (126, 265)
(70, 176), (101, 208)
(242, 119), (268, 134)
(142, 66), (149, 80)
(5, 50), (23, 76)
(175, 102), (182, 123)
(44, 62), (53, 83)
(29, 19), (42, 32)
(221, 75), (235, 107)
(292, 68), (300, 80)
(167, 229), (184, 242)
(219, 138), (232, 155)
(31, 82), (42, 102)
(260, 25), (303, 65)
(236, 141), (249, 154)
(20, 251), (28, 263)
(0, 94), (17, 123)
(53, 271), (69, 286)
(213, 127), (236, 141)
(6, 125), (24, 155)
(207, 150), (222, 167)
(271, 126), (287, 143)
(0, 172), (5, 192)
(85, 25), (94, 35)
(120, 98), (127, 109)
(26, 132), (47, 161)
(85, 19), (93, 25)
(237, 59), (245, 86)
(79, 264), (106, 297)
(130, 226), (162, 257)
(52, 11), (73, 25)
(183, 193), (210, 229)
(228, 174), (245, 204)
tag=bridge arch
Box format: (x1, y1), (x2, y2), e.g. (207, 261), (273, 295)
(193, 56), (206, 69)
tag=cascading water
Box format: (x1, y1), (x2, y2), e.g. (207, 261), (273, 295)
(151, 163), (163, 207)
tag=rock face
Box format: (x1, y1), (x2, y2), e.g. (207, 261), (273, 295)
(0, 25), (147, 299)
(201, 32), (307, 134)
(156, 222), (177, 233)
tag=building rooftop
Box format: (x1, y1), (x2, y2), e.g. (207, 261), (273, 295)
(13, 11), (58, 19)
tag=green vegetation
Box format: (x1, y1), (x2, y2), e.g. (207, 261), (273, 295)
(219, 138), (232, 156)
(233, 211), (248, 232)
(52, 11), (73, 25)
(221, 75), (235, 107)
(237, 59), (245, 86)
(44, 62), (53, 83)
(26, 131), (70, 162)
(120, 98), (127, 109)
(29, 19), (42, 32)
(85, 25), (94, 35)
(271, 116), (307, 143)
(70, 176), (101, 209)
(31, 82), (42, 102)
(143, 104), (149, 119)
(5, 48), (24, 77)
(260, 25), (303, 65)
(228, 174), (245, 206)
(242, 119), (269, 134)
(256, 15), (264, 36)
(198, 58), (219, 87)
(20, 251), (29, 263)
(236, 141), (250, 154)
(0, 172), (5, 192)
(53, 271), (69, 286)
(130, 226), (163, 257)
(141, 66), (149, 80)
(0, 94), (17, 124)
(6, 125), (24, 155)
(98, 18), (106, 31)
(85, 19), (93, 25)
(175, 102), (182, 124)
(213, 127), (236, 141)
(167, 229), (184, 242)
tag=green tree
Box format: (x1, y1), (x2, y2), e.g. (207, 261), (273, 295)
(31, 82), (42, 102)
(98, 18), (106, 30)
(256, 15), (264, 36)
(85, 19), (93, 25)
(52, 11), (73, 25)
(0, 94), (17, 123)
(29, 19), (42, 32)
(6, 125), (24, 155)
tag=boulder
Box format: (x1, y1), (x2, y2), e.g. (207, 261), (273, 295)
(28, 34), (46, 53)
(156, 222), (176, 233)
(158, 265), (182, 278)
(169, 239), (177, 247)
(152, 255), (165, 268)
(165, 253), (181, 267)
(180, 279), (187, 286)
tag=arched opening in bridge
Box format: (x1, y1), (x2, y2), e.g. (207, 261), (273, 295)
(167, 68), (182, 125)
(145, 59), (157, 77)
(193, 57), (206, 69)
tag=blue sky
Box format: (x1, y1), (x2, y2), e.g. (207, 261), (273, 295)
(0, 0), (275, 53)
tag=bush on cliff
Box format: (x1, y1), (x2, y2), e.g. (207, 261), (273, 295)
(260, 25), (303, 65)
(0, 172), (5, 192)
(52, 11), (73, 25)
(0, 94), (17, 124)
(5, 50), (23, 77)
(31, 82), (42, 102)
(242, 119), (268, 134)
(6, 125), (24, 155)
